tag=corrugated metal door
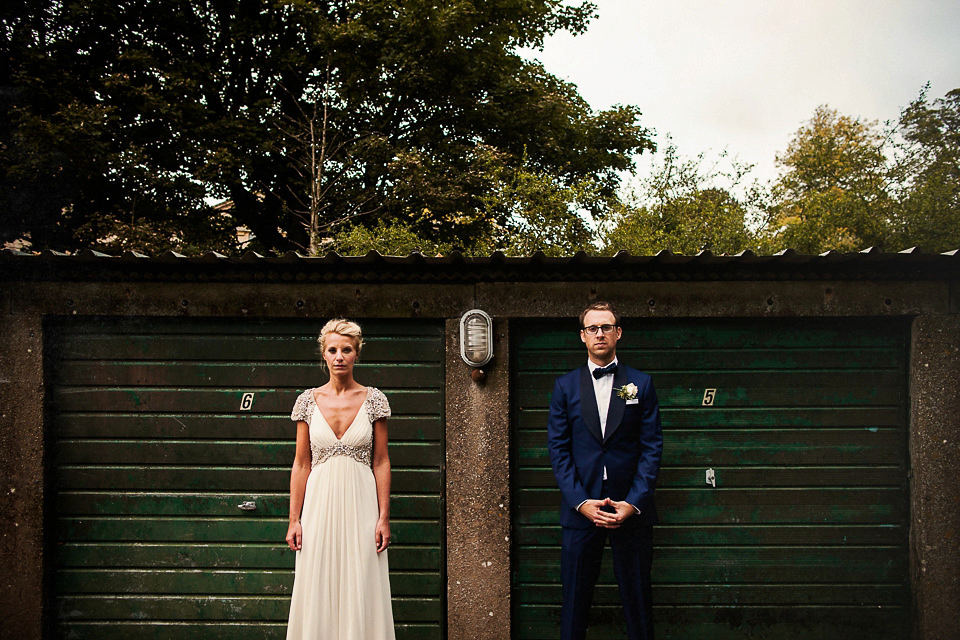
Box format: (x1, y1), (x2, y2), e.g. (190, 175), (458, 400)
(48, 317), (444, 639)
(512, 317), (909, 639)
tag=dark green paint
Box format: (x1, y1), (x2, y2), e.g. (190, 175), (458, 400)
(56, 414), (443, 441)
(55, 467), (441, 492)
(511, 318), (910, 640)
(49, 318), (445, 638)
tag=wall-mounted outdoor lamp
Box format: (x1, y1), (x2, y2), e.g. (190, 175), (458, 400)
(459, 309), (493, 380)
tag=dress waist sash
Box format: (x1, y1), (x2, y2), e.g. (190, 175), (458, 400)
(311, 441), (371, 467)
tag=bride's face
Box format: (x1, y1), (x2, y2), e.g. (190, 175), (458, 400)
(323, 332), (358, 375)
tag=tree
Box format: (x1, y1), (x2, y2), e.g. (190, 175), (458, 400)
(1, 1), (246, 251)
(888, 87), (960, 252)
(332, 217), (456, 256)
(332, 153), (610, 256)
(602, 143), (761, 255)
(1, 0), (655, 254)
(478, 155), (610, 256)
(763, 106), (892, 253)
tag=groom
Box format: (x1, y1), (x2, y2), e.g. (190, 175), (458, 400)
(547, 301), (663, 640)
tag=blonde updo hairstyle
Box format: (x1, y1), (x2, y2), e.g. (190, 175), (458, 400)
(317, 318), (364, 363)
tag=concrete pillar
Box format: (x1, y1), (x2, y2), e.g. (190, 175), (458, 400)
(0, 306), (46, 639)
(909, 314), (960, 640)
(445, 317), (511, 640)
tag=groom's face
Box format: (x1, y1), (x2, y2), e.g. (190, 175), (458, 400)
(580, 309), (621, 364)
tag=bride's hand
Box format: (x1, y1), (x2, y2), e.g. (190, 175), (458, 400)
(375, 518), (391, 553)
(286, 521), (302, 551)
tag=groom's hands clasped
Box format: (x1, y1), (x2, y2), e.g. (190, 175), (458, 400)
(578, 498), (637, 529)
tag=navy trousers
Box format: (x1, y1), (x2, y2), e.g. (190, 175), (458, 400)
(560, 518), (654, 640)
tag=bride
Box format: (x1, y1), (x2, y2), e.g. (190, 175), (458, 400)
(285, 318), (396, 639)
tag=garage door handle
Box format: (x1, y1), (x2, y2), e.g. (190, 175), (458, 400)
(238, 501), (257, 511)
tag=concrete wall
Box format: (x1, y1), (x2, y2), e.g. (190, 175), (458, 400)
(910, 315), (960, 640)
(0, 308), (46, 639)
(1, 274), (958, 639)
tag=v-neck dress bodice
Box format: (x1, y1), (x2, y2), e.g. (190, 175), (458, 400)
(292, 387), (390, 468)
(286, 387), (395, 640)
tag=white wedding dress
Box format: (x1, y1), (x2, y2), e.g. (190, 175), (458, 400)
(286, 387), (396, 640)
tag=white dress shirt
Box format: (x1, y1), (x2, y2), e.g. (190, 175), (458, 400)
(587, 358), (618, 480)
(588, 358), (617, 439)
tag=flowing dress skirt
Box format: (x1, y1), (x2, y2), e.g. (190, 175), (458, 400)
(286, 404), (395, 640)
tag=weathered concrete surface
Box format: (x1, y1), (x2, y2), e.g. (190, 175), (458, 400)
(910, 314), (960, 640)
(0, 301), (45, 639)
(445, 317), (511, 640)
(478, 280), (952, 318)
(12, 281), (476, 318)
(1, 270), (959, 638)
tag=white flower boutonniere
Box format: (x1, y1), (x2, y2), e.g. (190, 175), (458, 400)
(616, 383), (638, 401)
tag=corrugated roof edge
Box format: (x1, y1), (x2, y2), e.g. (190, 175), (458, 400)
(2, 246), (959, 283)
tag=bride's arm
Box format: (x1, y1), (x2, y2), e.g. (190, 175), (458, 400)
(285, 420), (311, 550)
(372, 417), (392, 553)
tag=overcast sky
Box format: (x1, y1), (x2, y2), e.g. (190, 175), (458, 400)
(522, 0), (960, 188)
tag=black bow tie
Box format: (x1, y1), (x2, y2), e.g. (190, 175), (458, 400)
(592, 363), (618, 379)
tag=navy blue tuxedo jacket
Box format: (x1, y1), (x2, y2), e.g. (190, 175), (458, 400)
(547, 363), (663, 529)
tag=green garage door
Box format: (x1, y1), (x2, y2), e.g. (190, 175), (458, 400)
(49, 317), (444, 639)
(512, 317), (909, 639)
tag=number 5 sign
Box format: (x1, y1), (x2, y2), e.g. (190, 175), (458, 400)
(702, 389), (717, 406)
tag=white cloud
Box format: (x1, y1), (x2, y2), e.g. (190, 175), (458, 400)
(523, 0), (960, 185)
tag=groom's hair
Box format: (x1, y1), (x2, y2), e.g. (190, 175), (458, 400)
(579, 301), (620, 328)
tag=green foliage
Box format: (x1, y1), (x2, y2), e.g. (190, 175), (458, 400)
(332, 217), (457, 256)
(2, 0), (954, 258)
(888, 87), (960, 252)
(480, 158), (607, 256)
(762, 106), (893, 253)
(1, 0), (653, 255)
(759, 93), (959, 254)
(333, 156), (608, 256)
(72, 211), (243, 257)
(603, 144), (761, 255)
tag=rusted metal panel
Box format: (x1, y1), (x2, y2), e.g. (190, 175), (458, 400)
(49, 317), (445, 640)
(511, 317), (909, 639)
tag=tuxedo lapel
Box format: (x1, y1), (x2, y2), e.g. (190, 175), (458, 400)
(603, 364), (627, 443)
(578, 366), (603, 443)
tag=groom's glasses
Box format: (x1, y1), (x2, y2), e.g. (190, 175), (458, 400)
(582, 324), (618, 335)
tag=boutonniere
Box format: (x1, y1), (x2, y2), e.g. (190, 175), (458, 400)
(616, 383), (638, 401)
